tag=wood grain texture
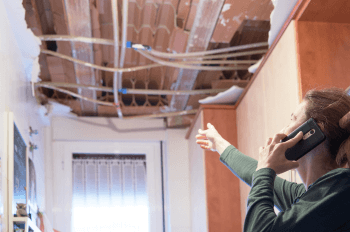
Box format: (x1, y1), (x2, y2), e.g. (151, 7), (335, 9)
(64, 0), (97, 115)
(297, 21), (350, 97)
(169, 0), (225, 111)
(203, 108), (241, 232)
(298, 0), (350, 23)
(186, 104), (236, 139)
(188, 111), (209, 232)
(234, 0), (305, 109)
(236, 21), (300, 230)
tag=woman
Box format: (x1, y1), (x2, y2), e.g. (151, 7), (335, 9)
(196, 88), (350, 232)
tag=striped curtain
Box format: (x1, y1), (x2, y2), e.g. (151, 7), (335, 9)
(72, 156), (148, 232)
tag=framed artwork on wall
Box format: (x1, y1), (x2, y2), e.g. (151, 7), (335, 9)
(13, 123), (27, 211)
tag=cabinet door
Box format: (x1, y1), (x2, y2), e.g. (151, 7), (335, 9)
(188, 111), (208, 232)
(203, 108), (241, 232)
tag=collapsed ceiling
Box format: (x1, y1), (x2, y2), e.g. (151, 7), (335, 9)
(23, 0), (273, 127)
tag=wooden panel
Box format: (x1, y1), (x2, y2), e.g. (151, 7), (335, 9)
(234, 0), (305, 108)
(64, 0), (97, 115)
(236, 21), (300, 230)
(297, 21), (350, 97)
(298, 0), (350, 23)
(188, 111), (208, 232)
(203, 108), (241, 232)
(168, 0), (225, 127)
(186, 104), (236, 139)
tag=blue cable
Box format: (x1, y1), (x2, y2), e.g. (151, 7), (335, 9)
(118, 88), (128, 94)
(126, 41), (152, 51)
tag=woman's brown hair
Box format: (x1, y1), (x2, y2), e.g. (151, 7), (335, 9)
(303, 88), (350, 167)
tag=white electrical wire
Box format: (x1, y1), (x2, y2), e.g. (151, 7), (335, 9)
(149, 42), (268, 58)
(35, 84), (199, 119)
(39, 35), (114, 45)
(39, 35), (268, 59)
(112, 0), (123, 118)
(182, 49), (268, 60)
(137, 50), (250, 71)
(36, 84), (115, 106)
(41, 49), (162, 72)
(183, 60), (256, 65)
(34, 82), (230, 95)
(42, 49), (252, 71)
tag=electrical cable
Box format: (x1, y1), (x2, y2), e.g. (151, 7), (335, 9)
(42, 49), (252, 71)
(119, 0), (129, 91)
(112, 0), (123, 118)
(137, 50), (250, 71)
(39, 35), (268, 59)
(176, 49), (268, 60)
(149, 42), (268, 58)
(35, 84), (198, 119)
(183, 60), (257, 65)
(39, 35), (114, 45)
(35, 84), (114, 106)
(41, 49), (162, 72)
(34, 82), (230, 95)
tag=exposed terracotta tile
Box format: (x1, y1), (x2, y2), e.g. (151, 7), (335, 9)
(177, 0), (191, 28)
(153, 28), (171, 52)
(134, 70), (148, 82)
(169, 27), (189, 53)
(50, 74), (67, 83)
(158, 3), (176, 33)
(194, 71), (222, 89)
(211, 0), (273, 43)
(138, 27), (154, 64)
(47, 56), (65, 75)
(149, 67), (165, 89)
(98, 105), (165, 116)
(64, 99), (82, 115)
(184, 0), (197, 31)
(38, 54), (51, 81)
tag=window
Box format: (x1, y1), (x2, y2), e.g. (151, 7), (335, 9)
(72, 155), (148, 232)
(52, 141), (163, 232)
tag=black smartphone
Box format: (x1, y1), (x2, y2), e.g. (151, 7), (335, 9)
(281, 118), (326, 161)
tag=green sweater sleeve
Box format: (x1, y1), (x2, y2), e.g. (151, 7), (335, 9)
(220, 145), (305, 212)
(243, 168), (350, 231)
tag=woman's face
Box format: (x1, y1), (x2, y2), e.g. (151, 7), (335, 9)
(281, 101), (308, 136)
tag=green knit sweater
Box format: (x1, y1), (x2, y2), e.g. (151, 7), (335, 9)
(220, 145), (350, 232)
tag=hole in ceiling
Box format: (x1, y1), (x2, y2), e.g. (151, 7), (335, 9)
(46, 41), (57, 52)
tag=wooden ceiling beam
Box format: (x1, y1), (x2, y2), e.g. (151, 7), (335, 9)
(47, 0), (79, 99)
(167, 0), (225, 127)
(63, 0), (97, 115)
(23, 0), (51, 82)
(169, 0), (226, 112)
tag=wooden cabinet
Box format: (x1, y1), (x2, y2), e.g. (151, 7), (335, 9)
(187, 105), (241, 232)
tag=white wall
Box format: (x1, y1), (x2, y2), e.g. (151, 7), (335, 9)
(47, 117), (191, 232)
(236, 21), (300, 229)
(165, 129), (191, 232)
(0, 0), (46, 230)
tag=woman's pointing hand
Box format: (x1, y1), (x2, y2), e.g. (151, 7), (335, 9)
(196, 123), (222, 152)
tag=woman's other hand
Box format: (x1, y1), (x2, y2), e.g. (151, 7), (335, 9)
(196, 123), (231, 154)
(257, 132), (303, 174)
